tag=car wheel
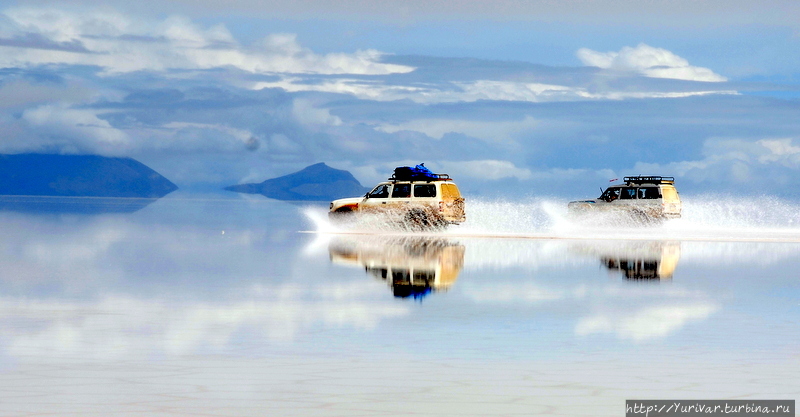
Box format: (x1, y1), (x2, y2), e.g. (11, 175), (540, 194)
(405, 209), (447, 231)
(629, 209), (659, 226)
(404, 209), (431, 230)
(329, 207), (353, 221)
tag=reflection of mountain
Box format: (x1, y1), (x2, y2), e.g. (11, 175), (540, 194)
(329, 236), (465, 299)
(573, 241), (681, 281)
(0, 195), (162, 214)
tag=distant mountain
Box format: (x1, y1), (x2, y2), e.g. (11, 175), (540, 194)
(225, 163), (369, 201)
(0, 154), (178, 198)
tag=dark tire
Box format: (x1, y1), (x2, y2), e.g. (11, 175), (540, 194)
(404, 209), (428, 230)
(329, 207), (353, 221)
(629, 209), (661, 226)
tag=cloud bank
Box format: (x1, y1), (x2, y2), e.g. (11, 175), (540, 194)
(0, 8), (413, 75)
(0, 5), (797, 198)
(577, 43), (727, 82)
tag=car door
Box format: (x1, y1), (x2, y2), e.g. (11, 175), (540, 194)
(388, 182), (412, 209)
(361, 183), (391, 212)
(615, 186), (638, 209)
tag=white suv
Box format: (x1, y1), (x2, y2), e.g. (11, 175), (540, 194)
(329, 170), (465, 229)
(568, 176), (682, 221)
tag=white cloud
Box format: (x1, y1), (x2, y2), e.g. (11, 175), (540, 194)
(633, 137), (800, 184)
(377, 115), (538, 142)
(0, 8), (413, 75)
(19, 104), (130, 154)
(757, 139), (800, 166)
(438, 160), (532, 180)
(292, 98), (342, 126)
(0, 79), (95, 108)
(255, 77), (736, 104)
(161, 122), (262, 151)
(577, 43), (727, 82)
(253, 77), (428, 101)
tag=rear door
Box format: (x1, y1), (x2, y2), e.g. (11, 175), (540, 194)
(660, 185), (681, 216)
(440, 183), (465, 222)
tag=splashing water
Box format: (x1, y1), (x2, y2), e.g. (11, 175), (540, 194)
(302, 195), (800, 242)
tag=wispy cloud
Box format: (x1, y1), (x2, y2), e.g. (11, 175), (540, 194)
(254, 76), (736, 104)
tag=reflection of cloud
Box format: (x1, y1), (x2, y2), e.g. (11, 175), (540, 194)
(577, 43), (727, 82)
(576, 303), (718, 341)
(0, 290), (408, 359)
(465, 283), (563, 302)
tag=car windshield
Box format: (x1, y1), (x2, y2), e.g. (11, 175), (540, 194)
(368, 184), (390, 198)
(600, 187), (621, 201)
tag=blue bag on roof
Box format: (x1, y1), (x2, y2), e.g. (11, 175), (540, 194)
(413, 164), (434, 177)
(393, 163), (438, 180)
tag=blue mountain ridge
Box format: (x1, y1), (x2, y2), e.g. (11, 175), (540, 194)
(225, 163), (369, 201)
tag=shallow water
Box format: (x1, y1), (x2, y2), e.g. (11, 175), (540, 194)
(0, 193), (797, 416)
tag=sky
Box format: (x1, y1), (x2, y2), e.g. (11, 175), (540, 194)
(1, 1), (799, 198)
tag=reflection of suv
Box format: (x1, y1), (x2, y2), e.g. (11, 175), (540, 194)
(570, 240), (681, 280)
(568, 176), (681, 221)
(329, 167), (466, 229)
(329, 236), (465, 299)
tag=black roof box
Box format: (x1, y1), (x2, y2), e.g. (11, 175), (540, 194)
(624, 176), (675, 185)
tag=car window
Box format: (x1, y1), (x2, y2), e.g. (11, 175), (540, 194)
(391, 183), (411, 198)
(392, 268), (411, 282)
(661, 186), (679, 202)
(619, 187), (637, 199)
(413, 269), (436, 282)
(601, 187), (621, 201)
(414, 184), (436, 198)
(441, 183), (461, 198)
(368, 184), (390, 198)
(638, 187), (660, 199)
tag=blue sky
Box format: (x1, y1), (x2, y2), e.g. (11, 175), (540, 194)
(1, 1), (799, 197)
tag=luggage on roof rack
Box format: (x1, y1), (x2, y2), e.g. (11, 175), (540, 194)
(624, 176), (675, 184)
(391, 164), (450, 181)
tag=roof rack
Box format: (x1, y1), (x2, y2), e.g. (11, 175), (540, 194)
(389, 173), (451, 182)
(624, 176), (675, 185)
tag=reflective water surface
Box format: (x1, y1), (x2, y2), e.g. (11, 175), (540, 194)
(0, 194), (797, 416)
